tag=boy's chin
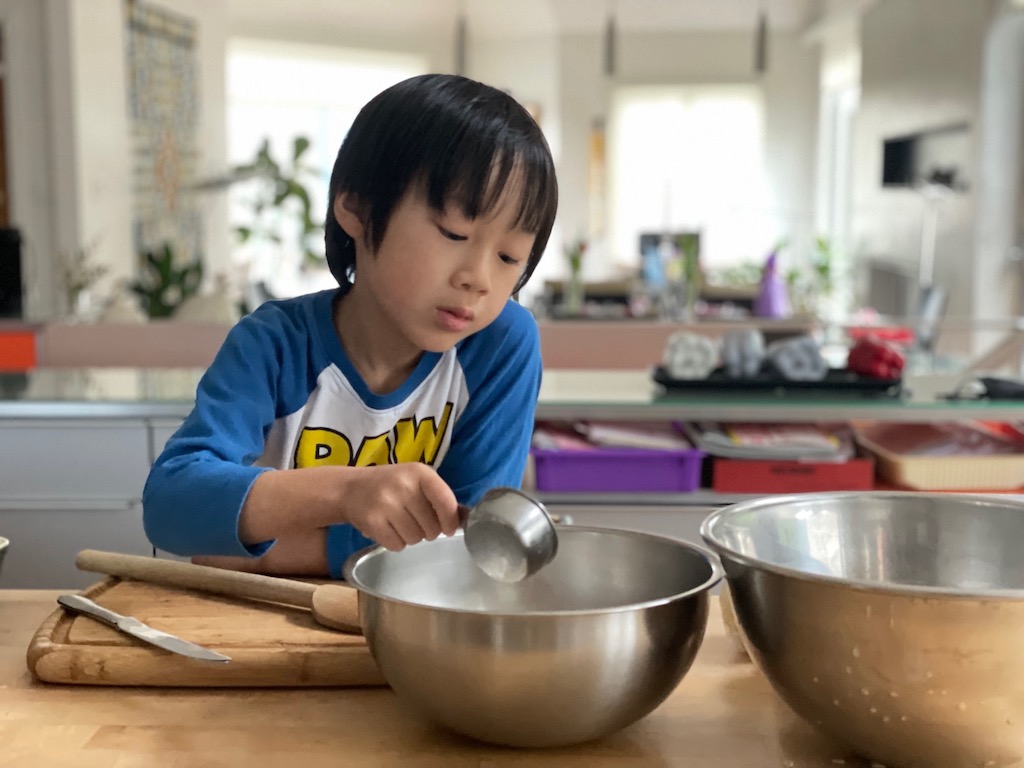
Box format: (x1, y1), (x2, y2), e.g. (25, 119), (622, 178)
(419, 336), (465, 353)
(416, 326), (481, 353)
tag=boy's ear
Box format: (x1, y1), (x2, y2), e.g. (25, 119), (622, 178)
(333, 192), (366, 243)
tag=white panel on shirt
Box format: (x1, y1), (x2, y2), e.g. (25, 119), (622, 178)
(257, 349), (469, 471)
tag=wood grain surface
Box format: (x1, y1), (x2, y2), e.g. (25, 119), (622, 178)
(26, 578), (383, 687)
(0, 588), (884, 768)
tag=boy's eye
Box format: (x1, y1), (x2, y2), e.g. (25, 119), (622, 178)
(438, 225), (467, 242)
(500, 253), (523, 266)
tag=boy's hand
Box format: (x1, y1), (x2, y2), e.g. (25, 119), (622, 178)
(345, 463), (460, 551)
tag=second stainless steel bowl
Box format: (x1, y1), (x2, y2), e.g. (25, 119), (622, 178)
(345, 526), (722, 747)
(701, 491), (1024, 768)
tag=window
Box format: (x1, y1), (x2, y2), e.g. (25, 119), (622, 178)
(226, 40), (426, 297)
(607, 85), (770, 274)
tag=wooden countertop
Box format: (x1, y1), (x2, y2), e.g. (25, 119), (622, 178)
(1, 590), (875, 767)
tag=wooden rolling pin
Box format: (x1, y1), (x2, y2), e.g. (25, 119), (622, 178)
(76, 550), (361, 634)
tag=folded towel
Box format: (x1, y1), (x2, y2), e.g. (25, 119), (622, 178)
(766, 335), (828, 381)
(722, 329), (766, 379)
(662, 332), (719, 380)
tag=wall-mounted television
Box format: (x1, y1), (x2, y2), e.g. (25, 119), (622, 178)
(881, 123), (970, 190)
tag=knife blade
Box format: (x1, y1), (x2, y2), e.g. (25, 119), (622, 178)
(57, 593), (231, 663)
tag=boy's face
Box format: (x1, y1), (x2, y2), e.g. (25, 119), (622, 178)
(335, 181), (536, 354)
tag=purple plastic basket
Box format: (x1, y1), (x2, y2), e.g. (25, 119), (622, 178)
(531, 447), (706, 493)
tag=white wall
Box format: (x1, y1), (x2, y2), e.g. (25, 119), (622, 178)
(851, 0), (1000, 327)
(0, 0), (229, 320)
(64, 0), (133, 307)
(168, 0), (231, 291)
(974, 6), (1024, 332)
(467, 32), (563, 291)
(556, 32), (607, 281)
(0, 0), (60, 318)
(226, 11), (456, 73)
(551, 28), (819, 281)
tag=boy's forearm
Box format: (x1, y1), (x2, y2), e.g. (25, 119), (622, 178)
(238, 467), (353, 545)
(194, 528), (330, 576)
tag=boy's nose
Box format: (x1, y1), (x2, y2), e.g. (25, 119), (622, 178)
(453, 254), (490, 293)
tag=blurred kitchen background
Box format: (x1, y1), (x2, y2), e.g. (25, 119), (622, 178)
(0, 0), (1022, 359)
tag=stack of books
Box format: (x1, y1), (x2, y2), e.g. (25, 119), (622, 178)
(680, 422), (873, 493)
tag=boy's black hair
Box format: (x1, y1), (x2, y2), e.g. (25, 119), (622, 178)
(325, 73), (558, 293)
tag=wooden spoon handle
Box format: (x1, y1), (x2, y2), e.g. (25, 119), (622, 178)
(75, 550), (318, 609)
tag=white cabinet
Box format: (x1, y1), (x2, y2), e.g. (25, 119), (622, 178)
(544, 502), (714, 545)
(148, 417), (184, 461)
(0, 419), (151, 587)
(0, 419), (151, 499)
(0, 499), (152, 588)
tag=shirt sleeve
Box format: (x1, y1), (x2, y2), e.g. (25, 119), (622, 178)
(142, 304), (294, 558)
(437, 301), (542, 506)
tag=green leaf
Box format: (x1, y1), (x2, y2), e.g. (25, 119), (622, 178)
(287, 181), (311, 213)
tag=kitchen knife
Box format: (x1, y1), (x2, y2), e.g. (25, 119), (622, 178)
(57, 593), (231, 663)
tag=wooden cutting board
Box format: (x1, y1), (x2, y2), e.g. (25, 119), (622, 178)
(26, 577), (386, 687)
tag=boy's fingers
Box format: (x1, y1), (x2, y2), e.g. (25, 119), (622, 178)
(408, 501), (443, 541)
(392, 507), (428, 545)
(375, 521), (406, 552)
(419, 473), (459, 536)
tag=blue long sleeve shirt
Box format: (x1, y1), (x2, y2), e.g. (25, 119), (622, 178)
(143, 288), (542, 577)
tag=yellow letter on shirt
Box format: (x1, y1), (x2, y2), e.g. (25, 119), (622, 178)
(392, 403), (453, 465)
(294, 427), (353, 468)
(353, 433), (394, 466)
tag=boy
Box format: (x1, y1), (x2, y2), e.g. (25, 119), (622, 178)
(143, 74), (558, 578)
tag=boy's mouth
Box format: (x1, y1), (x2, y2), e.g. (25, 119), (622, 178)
(436, 306), (475, 332)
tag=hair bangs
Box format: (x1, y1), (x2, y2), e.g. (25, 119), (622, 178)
(425, 138), (555, 238)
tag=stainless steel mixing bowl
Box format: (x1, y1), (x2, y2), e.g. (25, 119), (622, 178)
(701, 492), (1024, 768)
(344, 526), (721, 747)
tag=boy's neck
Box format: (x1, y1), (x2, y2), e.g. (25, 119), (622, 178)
(333, 288), (422, 395)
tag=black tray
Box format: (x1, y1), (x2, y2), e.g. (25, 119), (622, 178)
(652, 366), (903, 398)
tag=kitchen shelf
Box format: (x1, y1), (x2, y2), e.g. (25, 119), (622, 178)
(3, 367), (1024, 423)
(536, 370), (1024, 423)
(534, 370), (1024, 522)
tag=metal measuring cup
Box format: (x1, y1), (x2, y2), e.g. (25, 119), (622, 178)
(461, 487), (559, 583)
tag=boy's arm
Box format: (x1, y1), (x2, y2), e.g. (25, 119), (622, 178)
(438, 302), (542, 505)
(143, 305), (293, 558)
(144, 306), (458, 565)
(187, 461), (459, 576)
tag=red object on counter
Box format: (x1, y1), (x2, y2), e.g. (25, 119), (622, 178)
(846, 335), (905, 380)
(847, 326), (915, 344)
(0, 331), (36, 371)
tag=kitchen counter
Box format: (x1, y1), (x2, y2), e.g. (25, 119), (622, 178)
(0, 367), (203, 418)
(5, 366), (1024, 422)
(1, 590), (878, 767)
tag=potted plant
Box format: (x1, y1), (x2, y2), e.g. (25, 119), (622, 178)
(232, 136), (324, 271)
(129, 242), (203, 319)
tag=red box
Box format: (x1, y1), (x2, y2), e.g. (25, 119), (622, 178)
(712, 457), (875, 494)
(0, 331), (36, 371)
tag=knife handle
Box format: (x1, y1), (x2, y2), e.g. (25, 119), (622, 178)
(58, 593), (124, 626)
